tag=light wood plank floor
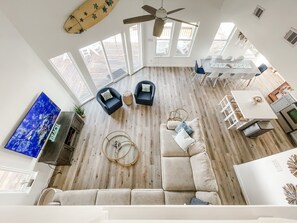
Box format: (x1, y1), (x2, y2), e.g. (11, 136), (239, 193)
(49, 67), (295, 205)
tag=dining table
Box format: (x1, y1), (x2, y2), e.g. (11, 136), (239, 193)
(200, 58), (260, 85)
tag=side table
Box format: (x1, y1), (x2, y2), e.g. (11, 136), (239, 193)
(123, 91), (133, 106)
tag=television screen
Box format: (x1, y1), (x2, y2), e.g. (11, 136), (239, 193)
(5, 92), (61, 158)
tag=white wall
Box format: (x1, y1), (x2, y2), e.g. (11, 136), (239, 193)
(2, 206), (297, 223)
(222, 29), (250, 59)
(234, 148), (297, 205)
(221, 0), (297, 96)
(0, 11), (74, 205)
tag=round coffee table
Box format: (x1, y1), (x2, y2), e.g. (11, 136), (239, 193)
(123, 91), (133, 106)
(102, 131), (139, 167)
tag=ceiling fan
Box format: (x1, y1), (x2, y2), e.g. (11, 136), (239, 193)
(123, 0), (198, 37)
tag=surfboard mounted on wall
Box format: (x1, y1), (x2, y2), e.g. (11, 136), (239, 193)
(64, 0), (119, 34)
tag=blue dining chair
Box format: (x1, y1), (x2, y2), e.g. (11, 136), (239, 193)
(191, 60), (206, 81)
(249, 63), (268, 86)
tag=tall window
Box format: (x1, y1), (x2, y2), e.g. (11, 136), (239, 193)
(155, 22), (174, 57)
(129, 25), (142, 71)
(79, 42), (111, 89)
(50, 53), (92, 103)
(0, 166), (37, 193)
(102, 34), (127, 79)
(208, 23), (235, 56)
(175, 23), (198, 57)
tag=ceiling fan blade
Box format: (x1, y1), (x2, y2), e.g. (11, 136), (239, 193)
(123, 15), (155, 24)
(142, 5), (157, 15)
(153, 18), (165, 37)
(167, 17), (199, 27)
(167, 8), (185, 15)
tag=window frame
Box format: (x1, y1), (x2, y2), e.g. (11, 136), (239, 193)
(155, 21), (175, 57)
(174, 22), (199, 57)
(49, 52), (93, 104)
(208, 23), (236, 56)
(129, 24), (143, 72)
(0, 165), (37, 193)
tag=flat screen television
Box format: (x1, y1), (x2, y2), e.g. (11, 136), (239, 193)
(5, 92), (61, 158)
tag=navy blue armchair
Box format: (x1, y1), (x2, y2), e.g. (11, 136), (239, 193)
(96, 87), (123, 115)
(134, 80), (156, 106)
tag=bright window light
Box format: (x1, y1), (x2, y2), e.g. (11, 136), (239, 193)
(0, 166), (37, 193)
(80, 41), (111, 89)
(156, 22), (174, 57)
(208, 23), (235, 56)
(129, 25), (142, 72)
(102, 34), (127, 79)
(175, 22), (199, 57)
(50, 53), (93, 103)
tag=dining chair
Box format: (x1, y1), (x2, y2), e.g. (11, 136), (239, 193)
(234, 56), (244, 61)
(235, 73), (256, 88)
(205, 55), (212, 60)
(205, 72), (221, 87)
(190, 60), (205, 81)
(249, 64), (268, 86)
(219, 73), (234, 87)
(224, 56), (233, 61)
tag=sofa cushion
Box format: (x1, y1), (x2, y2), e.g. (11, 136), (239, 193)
(173, 128), (195, 152)
(164, 191), (195, 205)
(175, 121), (193, 135)
(190, 152), (218, 192)
(166, 121), (181, 130)
(160, 124), (189, 157)
(190, 197), (209, 205)
(195, 191), (221, 205)
(187, 118), (206, 156)
(96, 189), (131, 205)
(131, 189), (164, 205)
(161, 157), (195, 191)
(53, 189), (98, 205)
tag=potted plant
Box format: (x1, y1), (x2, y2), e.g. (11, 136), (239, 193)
(74, 104), (85, 118)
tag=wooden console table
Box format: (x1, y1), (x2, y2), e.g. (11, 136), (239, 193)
(39, 111), (84, 166)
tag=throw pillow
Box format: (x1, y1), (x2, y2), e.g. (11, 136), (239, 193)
(190, 197), (209, 205)
(175, 121), (194, 135)
(141, 84), (151, 92)
(101, 90), (113, 101)
(173, 128), (195, 151)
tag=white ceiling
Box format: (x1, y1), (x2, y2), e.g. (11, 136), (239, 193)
(0, 0), (224, 62)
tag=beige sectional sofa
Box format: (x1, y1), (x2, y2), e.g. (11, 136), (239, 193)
(47, 118), (221, 205)
(160, 118), (221, 205)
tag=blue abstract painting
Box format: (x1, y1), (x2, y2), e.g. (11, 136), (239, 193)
(5, 92), (61, 158)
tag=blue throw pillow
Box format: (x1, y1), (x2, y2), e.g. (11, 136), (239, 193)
(190, 197), (209, 205)
(175, 121), (193, 136)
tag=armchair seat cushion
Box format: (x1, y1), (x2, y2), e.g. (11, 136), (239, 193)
(105, 97), (122, 110)
(161, 157), (195, 191)
(136, 92), (151, 101)
(134, 80), (156, 106)
(96, 87), (123, 115)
